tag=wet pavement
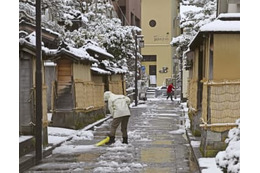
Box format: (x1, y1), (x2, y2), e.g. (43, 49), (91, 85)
(24, 98), (199, 173)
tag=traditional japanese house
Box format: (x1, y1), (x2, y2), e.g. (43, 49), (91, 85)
(19, 35), (50, 160)
(101, 60), (127, 95)
(84, 40), (127, 95)
(186, 13), (240, 156)
(19, 21), (60, 152)
(46, 43), (109, 129)
(20, 20), (61, 113)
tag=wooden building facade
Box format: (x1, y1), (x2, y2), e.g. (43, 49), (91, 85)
(186, 14), (240, 156)
(19, 20), (60, 148)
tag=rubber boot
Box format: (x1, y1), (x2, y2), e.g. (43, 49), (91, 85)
(122, 137), (128, 144)
(105, 136), (115, 145)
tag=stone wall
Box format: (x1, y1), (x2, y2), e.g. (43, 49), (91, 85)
(200, 129), (228, 157)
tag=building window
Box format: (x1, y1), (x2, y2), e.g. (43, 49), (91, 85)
(142, 55), (157, 61)
(149, 65), (156, 75)
(149, 20), (156, 27)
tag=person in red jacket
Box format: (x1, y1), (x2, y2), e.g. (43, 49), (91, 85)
(166, 83), (174, 101)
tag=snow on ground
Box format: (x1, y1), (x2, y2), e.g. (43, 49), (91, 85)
(169, 128), (186, 135)
(47, 126), (95, 146)
(199, 158), (222, 173)
(128, 130), (151, 142)
(48, 127), (76, 137)
(48, 136), (68, 145)
(19, 135), (33, 143)
(191, 140), (200, 148)
(52, 143), (96, 154)
(22, 97), (228, 172)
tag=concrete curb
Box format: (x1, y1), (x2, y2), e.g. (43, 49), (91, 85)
(186, 128), (203, 173)
(19, 115), (112, 173)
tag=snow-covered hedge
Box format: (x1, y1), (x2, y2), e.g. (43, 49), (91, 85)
(215, 119), (240, 173)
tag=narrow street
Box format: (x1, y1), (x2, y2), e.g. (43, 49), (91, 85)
(25, 99), (199, 173)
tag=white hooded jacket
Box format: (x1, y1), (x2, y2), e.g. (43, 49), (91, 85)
(104, 91), (131, 118)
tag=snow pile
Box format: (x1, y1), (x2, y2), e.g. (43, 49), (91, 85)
(52, 144), (96, 154)
(191, 140), (200, 148)
(215, 119), (240, 173)
(48, 126), (95, 146)
(199, 158), (222, 173)
(48, 127), (76, 137)
(169, 128), (185, 135)
(181, 102), (190, 129)
(72, 130), (94, 141)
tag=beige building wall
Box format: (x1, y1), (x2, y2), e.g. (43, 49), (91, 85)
(213, 34), (240, 80)
(141, 0), (178, 86)
(73, 63), (91, 81)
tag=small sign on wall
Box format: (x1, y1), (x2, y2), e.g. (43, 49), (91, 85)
(150, 75), (156, 85)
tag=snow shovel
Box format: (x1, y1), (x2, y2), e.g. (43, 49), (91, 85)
(95, 136), (110, 146)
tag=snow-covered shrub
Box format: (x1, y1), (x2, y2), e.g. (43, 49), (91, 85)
(215, 119), (240, 173)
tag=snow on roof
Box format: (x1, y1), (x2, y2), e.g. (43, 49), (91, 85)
(105, 66), (128, 74)
(101, 60), (127, 74)
(188, 18), (240, 49)
(217, 13), (240, 20)
(20, 33), (99, 63)
(83, 40), (114, 59)
(19, 20), (61, 37)
(84, 44), (114, 58)
(200, 20), (240, 32)
(65, 46), (98, 62)
(91, 67), (111, 75)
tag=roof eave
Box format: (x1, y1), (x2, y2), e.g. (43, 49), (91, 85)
(189, 30), (240, 50)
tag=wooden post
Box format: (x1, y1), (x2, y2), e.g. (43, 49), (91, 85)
(35, 0), (43, 163)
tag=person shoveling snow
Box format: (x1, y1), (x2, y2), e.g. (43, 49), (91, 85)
(98, 91), (131, 146)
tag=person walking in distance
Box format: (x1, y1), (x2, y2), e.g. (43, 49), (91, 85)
(166, 83), (174, 101)
(104, 91), (131, 145)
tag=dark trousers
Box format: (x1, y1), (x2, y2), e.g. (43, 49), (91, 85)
(167, 92), (173, 100)
(109, 116), (130, 138)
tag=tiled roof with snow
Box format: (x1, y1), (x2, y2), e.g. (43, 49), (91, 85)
(19, 32), (99, 63)
(83, 40), (114, 59)
(91, 67), (111, 75)
(57, 47), (99, 63)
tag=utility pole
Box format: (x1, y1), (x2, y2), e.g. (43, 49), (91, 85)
(173, 58), (178, 100)
(134, 34), (144, 106)
(35, 0), (43, 163)
(180, 56), (183, 101)
(134, 34), (138, 106)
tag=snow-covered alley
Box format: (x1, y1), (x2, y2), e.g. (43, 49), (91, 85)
(24, 98), (199, 173)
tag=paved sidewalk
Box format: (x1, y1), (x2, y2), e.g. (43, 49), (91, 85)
(23, 99), (200, 173)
